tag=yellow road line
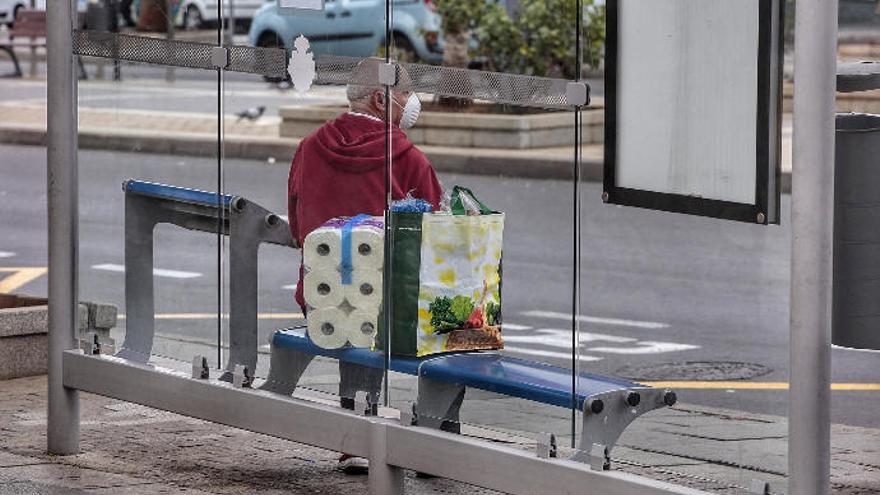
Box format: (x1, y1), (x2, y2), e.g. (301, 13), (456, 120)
(118, 312), (304, 320)
(642, 381), (880, 391)
(0, 267), (48, 293)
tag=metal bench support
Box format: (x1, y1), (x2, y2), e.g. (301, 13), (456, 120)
(259, 341), (316, 395)
(221, 197), (295, 381)
(0, 45), (22, 77)
(415, 376), (465, 433)
(259, 339), (387, 408)
(119, 191), (229, 361)
(118, 183), (295, 376)
(574, 387), (676, 470)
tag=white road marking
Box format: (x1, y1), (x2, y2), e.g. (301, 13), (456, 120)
(503, 328), (636, 346)
(504, 347), (603, 362)
(282, 284), (297, 290)
(92, 263), (202, 279)
(0, 251), (15, 258)
(586, 341), (699, 355)
(502, 323), (532, 331)
(520, 310), (669, 329)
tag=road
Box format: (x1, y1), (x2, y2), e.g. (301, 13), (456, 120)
(2, 143), (877, 430)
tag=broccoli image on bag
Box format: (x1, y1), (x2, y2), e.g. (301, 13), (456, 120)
(428, 296), (461, 334)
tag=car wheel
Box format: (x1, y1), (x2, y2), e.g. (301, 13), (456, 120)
(392, 34), (418, 64)
(183, 5), (203, 30)
(257, 32), (288, 83)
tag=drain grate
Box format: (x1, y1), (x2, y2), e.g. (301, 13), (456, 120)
(615, 361), (772, 381)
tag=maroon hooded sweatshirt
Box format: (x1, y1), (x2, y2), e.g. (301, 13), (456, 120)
(288, 112), (443, 312)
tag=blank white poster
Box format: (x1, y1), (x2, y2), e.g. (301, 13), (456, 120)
(615, 0), (760, 204)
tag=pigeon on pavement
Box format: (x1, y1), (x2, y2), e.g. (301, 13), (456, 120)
(236, 105), (266, 122)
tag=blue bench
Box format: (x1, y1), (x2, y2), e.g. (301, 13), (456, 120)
(261, 328), (677, 469)
(117, 180), (675, 470)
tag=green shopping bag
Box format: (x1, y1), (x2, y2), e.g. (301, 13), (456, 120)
(378, 187), (504, 357)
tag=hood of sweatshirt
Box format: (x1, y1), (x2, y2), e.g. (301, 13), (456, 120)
(310, 112), (414, 173)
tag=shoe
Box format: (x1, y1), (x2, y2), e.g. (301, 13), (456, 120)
(338, 453), (369, 475)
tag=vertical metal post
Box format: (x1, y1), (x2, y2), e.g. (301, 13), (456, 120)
(165, 0), (176, 83)
(28, 0), (36, 77)
(368, 422), (404, 495)
(46, 0), (80, 455)
(789, 0), (837, 493)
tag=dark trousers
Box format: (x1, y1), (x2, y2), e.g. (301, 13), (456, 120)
(120, 0), (135, 26)
(338, 362), (463, 434)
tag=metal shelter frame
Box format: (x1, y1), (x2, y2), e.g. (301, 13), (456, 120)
(46, 0), (838, 493)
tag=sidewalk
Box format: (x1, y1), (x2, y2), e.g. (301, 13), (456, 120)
(0, 102), (604, 181)
(0, 93), (792, 189)
(1, 373), (878, 495)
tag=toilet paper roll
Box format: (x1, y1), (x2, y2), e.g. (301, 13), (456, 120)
(349, 226), (384, 270)
(344, 270), (383, 310)
(303, 228), (341, 270)
(303, 270), (344, 309)
(346, 309), (378, 348)
(307, 307), (348, 349)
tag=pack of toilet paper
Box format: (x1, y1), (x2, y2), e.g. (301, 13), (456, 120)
(303, 215), (384, 349)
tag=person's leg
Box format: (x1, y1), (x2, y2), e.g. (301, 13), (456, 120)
(338, 360), (383, 411)
(120, 0), (135, 27)
(337, 360), (384, 474)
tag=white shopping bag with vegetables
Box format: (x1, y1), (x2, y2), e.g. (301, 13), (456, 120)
(379, 186), (504, 356)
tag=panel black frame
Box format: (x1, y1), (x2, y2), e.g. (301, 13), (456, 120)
(603, 0), (784, 224)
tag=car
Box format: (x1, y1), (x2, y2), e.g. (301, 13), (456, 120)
(248, 0), (443, 65)
(179, 0), (266, 30)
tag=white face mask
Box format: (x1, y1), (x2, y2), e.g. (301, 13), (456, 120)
(396, 93), (421, 130)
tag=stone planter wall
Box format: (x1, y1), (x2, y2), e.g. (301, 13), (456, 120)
(280, 105), (605, 149)
(0, 294), (118, 380)
(0, 295), (48, 380)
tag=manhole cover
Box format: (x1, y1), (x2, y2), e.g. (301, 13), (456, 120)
(614, 361), (772, 381)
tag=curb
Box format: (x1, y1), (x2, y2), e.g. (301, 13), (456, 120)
(0, 124), (791, 192)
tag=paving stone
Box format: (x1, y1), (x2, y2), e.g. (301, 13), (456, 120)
(612, 446), (706, 468)
(2, 375), (878, 494)
(0, 451), (48, 468)
(0, 479), (90, 494)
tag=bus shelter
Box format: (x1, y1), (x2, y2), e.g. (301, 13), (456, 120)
(44, 1), (844, 494)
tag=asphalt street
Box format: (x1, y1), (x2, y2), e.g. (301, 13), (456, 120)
(2, 143), (878, 430)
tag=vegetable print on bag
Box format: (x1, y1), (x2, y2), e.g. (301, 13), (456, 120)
(417, 213), (504, 356)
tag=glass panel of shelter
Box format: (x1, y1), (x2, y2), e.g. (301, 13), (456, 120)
(65, 1), (809, 491)
(581, 0), (790, 490)
(377, 0), (583, 459)
(224, 1), (395, 414)
(74, 1), (225, 370)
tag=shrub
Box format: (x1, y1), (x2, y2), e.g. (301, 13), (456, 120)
(436, 0), (606, 78)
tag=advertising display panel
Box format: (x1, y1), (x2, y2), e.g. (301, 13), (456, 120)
(604, 0), (784, 224)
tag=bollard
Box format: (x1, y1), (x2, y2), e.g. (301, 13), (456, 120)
(833, 113), (880, 350)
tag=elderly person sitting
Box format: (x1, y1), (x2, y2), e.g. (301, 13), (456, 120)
(287, 58), (443, 474)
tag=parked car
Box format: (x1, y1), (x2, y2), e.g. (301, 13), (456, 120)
(179, 0), (265, 29)
(248, 0), (443, 65)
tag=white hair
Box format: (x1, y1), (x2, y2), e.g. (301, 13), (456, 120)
(346, 83), (383, 103)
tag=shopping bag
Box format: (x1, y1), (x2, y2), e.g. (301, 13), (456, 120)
(379, 187), (504, 356)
